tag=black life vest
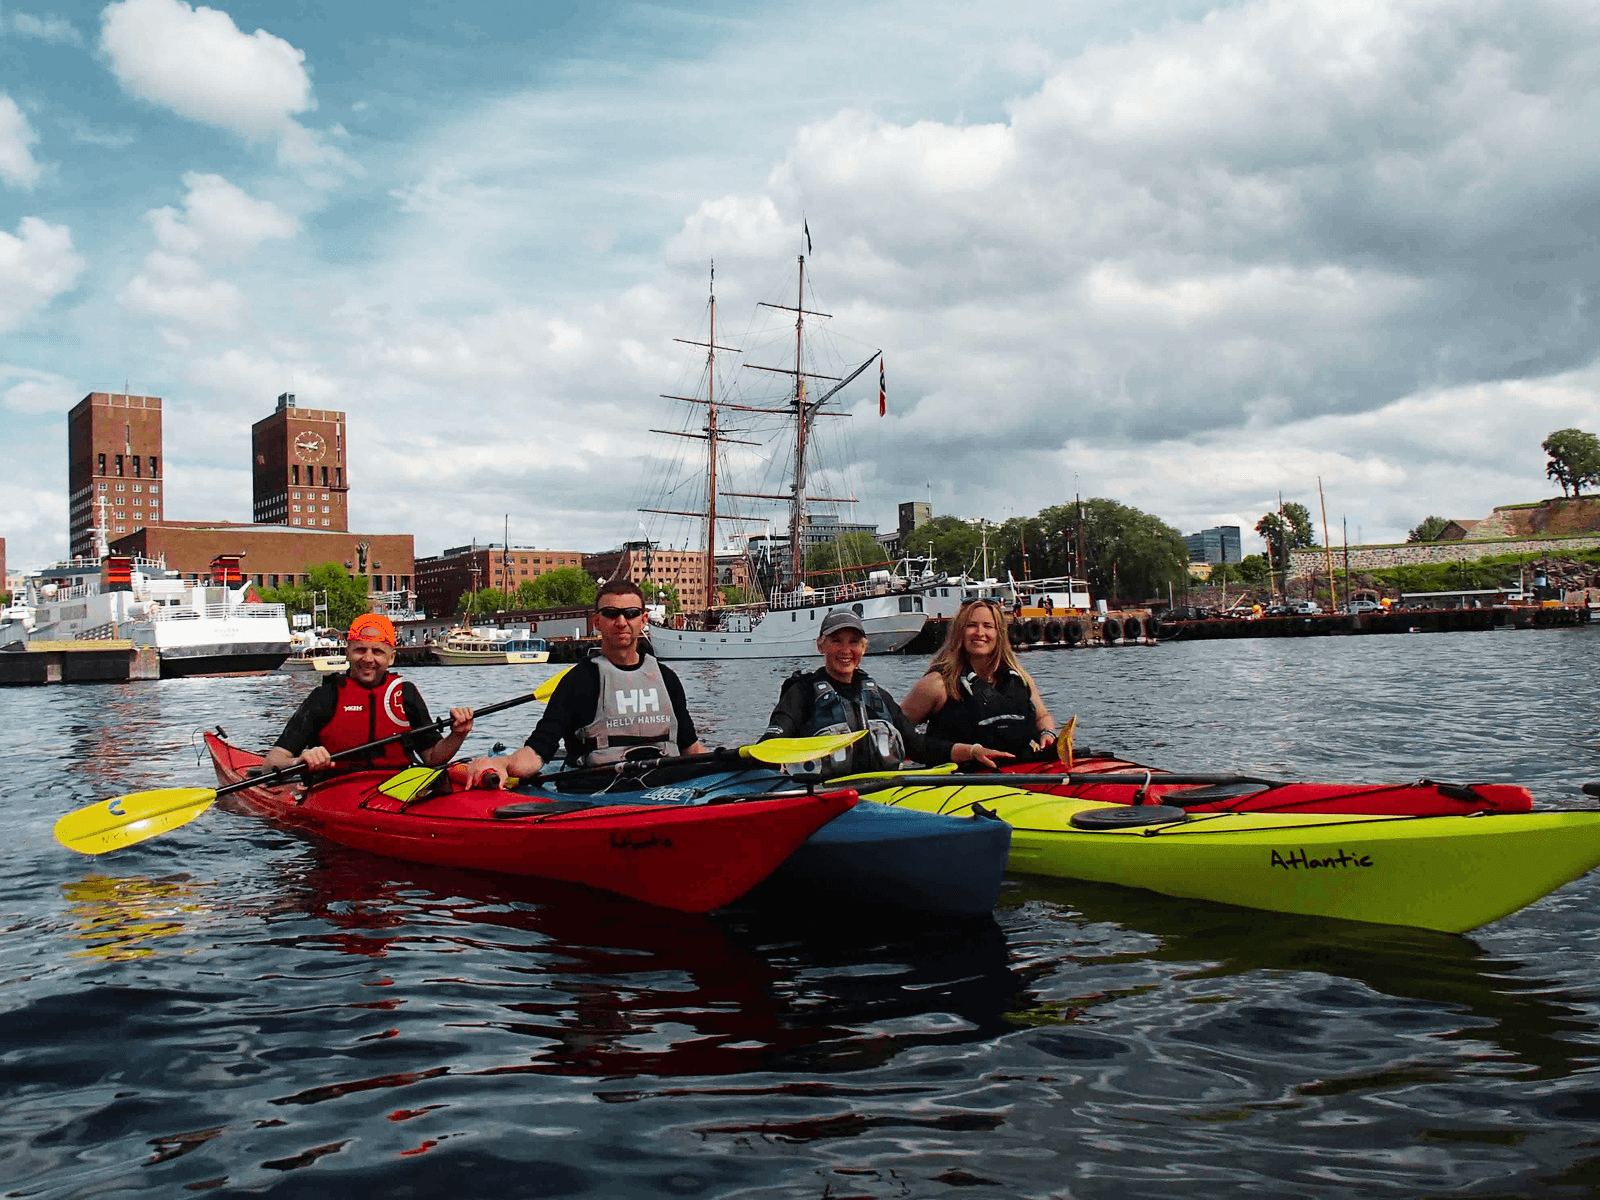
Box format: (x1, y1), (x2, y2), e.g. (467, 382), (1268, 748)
(318, 672), (416, 769)
(926, 667), (1036, 756)
(777, 669), (906, 778)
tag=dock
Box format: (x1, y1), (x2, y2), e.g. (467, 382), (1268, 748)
(1159, 605), (1592, 641)
(0, 640), (162, 686)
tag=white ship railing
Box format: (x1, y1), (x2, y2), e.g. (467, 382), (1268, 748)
(148, 602), (288, 621)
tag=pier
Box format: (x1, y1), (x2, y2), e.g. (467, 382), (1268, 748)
(1158, 605), (1591, 641)
(0, 640), (162, 686)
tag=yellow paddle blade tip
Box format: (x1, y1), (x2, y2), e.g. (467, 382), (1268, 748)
(742, 730), (866, 764)
(54, 788), (217, 856)
(533, 667), (571, 701)
(376, 767), (443, 802)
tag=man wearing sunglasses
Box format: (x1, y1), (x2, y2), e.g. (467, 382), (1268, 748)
(464, 579), (706, 785)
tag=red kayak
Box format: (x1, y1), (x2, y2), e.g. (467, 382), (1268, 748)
(205, 733), (855, 912)
(999, 751), (1533, 814)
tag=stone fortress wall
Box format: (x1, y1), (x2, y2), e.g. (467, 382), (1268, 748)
(1287, 497), (1600, 579)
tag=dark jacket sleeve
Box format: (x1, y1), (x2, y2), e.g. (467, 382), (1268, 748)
(660, 665), (700, 750)
(272, 680), (338, 754)
(761, 674), (813, 740)
(883, 690), (956, 766)
(525, 661), (599, 761)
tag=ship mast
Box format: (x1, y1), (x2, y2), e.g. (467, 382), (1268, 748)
(704, 273), (719, 611)
(789, 256), (808, 589)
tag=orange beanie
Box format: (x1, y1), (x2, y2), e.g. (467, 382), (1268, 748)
(347, 613), (397, 646)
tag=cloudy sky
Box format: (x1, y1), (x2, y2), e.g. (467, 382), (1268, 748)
(3, 0), (1599, 571)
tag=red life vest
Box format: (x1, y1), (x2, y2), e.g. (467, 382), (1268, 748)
(319, 672), (415, 769)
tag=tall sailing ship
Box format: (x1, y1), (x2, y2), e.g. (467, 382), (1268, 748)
(641, 254), (929, 660)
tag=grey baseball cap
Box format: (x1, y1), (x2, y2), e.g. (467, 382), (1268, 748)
(819, 610), (867, 637)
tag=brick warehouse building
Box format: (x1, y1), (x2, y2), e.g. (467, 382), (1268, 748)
(111, 522), (413, 592)
(415, 542), (586, 618)
(68, 392), (165, 558)
(252, 393), (350, 529)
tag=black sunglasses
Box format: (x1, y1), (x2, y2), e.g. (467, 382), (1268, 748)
(597, 605), (645, 620)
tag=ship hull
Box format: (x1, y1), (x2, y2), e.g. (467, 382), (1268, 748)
(649, 599), (925, 660)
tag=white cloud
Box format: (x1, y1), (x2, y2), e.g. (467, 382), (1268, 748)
(0, 365), (79, 415)
(0, 94), (41, 187)
(146, 171), (297, 261)
(121, 173), (295, 331)
(5, 10), (82, 44)
(99, 0), (351, 174)
(0, 217), (83, 329)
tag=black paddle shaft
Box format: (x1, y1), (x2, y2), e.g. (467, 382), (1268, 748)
(850, 770), (1281, 796)
(220, 686), (549, 801)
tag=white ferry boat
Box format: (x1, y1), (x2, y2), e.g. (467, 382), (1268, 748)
(25, 555), (293, 677)
(433, 628), (550, 666)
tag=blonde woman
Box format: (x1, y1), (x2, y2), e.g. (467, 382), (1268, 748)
(901, 598), (1058, 759)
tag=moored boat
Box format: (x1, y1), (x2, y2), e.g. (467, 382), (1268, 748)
(204, 734), (853, 912)
(433, 629), (550, 666)
(860, 777), (1600, 933)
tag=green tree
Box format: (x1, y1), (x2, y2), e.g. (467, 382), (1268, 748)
(297, 563), (372, 628)
(1075, 498), (1190, 605)
(458, 586), (510, 617)
(640, 579), (681, 614)
(719, 585), (759, 606)
(805, 531), (885, 584)
(904, 516), (983, 575)
(532, 567), (597, 609)
(1407, 515), (1450, 543)
(1543, 428), (1600, 498)
(1282, 501), (1316, 548)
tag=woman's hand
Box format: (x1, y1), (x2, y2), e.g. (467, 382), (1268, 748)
(959, 742), (1014, 770)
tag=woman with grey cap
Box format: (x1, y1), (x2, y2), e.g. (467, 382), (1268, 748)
(760, 609), (1012, 779)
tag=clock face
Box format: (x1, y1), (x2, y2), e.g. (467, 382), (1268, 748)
(293, 431), (327, 463)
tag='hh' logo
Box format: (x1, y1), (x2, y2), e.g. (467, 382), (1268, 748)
(615, 688), (661, 715)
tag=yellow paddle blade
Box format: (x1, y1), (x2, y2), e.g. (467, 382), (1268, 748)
(533, 668), (570, 701)
(376, 767), (443, 802)
(829, 762), (959, 785)
(54, 788), (218, 856)
(741, 730), (866, 765)
(1057, 714), (1077, 769)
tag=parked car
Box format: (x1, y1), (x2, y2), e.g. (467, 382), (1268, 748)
(1343, 599), (1383, 615)
(1288, 600), (1323, 615)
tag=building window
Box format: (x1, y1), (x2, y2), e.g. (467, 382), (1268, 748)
(322, 505), (329, 514)
(335, 468), (342, 485)
(292, 465), (299, 485)
(321, 492), (328, 501)
(116, 525), (125, 532)
(292, 491), (299, 499)
(116, 483), (125, 492)
(149, 485), (159, 495)
(98, 453), (106, 475)
(292, 518), (301, 526)
(321, 466), (329, 486)
(115, 455), (124, 476)
(322, 519), (330, 526)
(292, 505), (300, 512)
(149, 456), (158, 477)
(98, 482), (107, 492)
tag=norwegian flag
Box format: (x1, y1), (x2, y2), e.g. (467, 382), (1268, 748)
(878, 356), (886, 417)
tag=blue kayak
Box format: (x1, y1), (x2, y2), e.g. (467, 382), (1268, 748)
(513, 765), (1011, 917)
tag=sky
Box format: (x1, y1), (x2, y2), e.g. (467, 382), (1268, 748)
(3, 0), (1600, 572)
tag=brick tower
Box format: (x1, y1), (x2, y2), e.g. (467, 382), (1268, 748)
(67, 392), (164, 559)
(251, 393), (349, 530)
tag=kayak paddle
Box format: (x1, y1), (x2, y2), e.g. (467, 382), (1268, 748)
(54, 670), (571, 856)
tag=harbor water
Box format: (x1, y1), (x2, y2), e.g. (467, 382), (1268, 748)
(6, 628), (1600, 1197)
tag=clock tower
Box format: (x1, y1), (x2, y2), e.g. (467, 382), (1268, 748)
(251, 393), (350, 530)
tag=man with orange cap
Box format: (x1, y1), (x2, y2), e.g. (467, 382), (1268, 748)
(264, 612), (474, 773)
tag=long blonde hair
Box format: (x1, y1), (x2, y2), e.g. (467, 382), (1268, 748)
(929, 599), (1034, 701)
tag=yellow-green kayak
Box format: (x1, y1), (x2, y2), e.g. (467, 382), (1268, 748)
(864, 781), (1600, 933)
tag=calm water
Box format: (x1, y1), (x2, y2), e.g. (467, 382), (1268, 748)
(7, 630), (1600, 1197)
